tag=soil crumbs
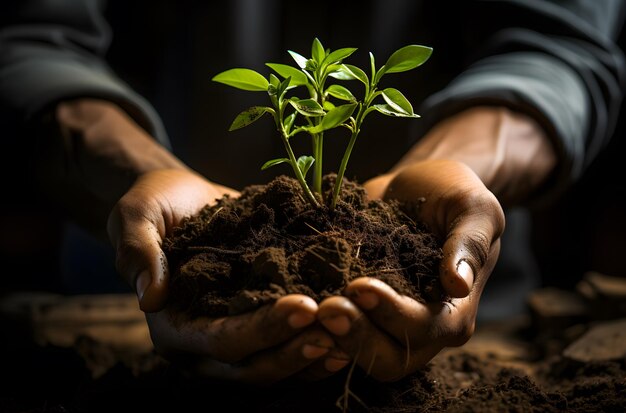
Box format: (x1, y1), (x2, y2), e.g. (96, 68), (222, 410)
(2, 325), (624, 413)
(164, 175), (445, 317)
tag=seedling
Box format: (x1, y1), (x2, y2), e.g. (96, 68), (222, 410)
(212, 38), (432, 210)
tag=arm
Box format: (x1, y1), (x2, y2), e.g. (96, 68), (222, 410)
(317, 0), (626, 381)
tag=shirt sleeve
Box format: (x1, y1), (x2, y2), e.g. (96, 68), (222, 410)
(0, 0), (169, 146)
(419, 0), (626, 197)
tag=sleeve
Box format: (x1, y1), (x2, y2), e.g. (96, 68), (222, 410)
(0, 0), (169, 146)
(419, 0), (626, 195)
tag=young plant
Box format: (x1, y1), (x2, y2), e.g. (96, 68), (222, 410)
(212, 38), (432, 210)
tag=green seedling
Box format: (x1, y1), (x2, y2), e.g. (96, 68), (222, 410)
(213, 38), (432, 210)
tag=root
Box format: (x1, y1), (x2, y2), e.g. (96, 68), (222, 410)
(336, 349), (368, 413)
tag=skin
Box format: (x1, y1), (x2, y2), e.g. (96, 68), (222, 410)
(55, 99), (556, 383)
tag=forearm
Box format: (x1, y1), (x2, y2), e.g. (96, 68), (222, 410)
(36, 99), (186, 236)
(369, 106), (557, 207)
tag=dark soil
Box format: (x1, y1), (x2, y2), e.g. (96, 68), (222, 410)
(163, 174), (445, 318)
(2, 334), (624, 413)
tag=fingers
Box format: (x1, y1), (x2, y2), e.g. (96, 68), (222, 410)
(187, 327), (336, 385)
(148, 294), (319, 363)
(316, 278), (480, 381)
(346, 277), (476, 347)
(108, 195), (168, 312)
(318, 296), (433, 382)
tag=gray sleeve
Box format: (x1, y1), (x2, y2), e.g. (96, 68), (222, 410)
(420, 0), (626, 194)
(0, 0), (169, 146)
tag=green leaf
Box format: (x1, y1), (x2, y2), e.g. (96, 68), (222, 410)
(277, 76), (292, 99)
(381, 88), (414, 115)
(323, 101), (336, 111)
(325, 84), (356, 102)
(288, 50), (309, 69)
(212, 68), (269, 91)
(284, 112), (297, 134)
(297, 155), (315, 178)
(229, 106), (272, 131)
(383, 45), (432, 74)
(289, 98), (325, 117)
(266, 63), (308, 86)
(305, 59), (317, 71)
(374, 66), (385, 85)
(309, 103), (357, 133)
(261, 158), (290, 170)
(312, 38), (325, 63)
(371, 104), (420, 118)
(328, 64), (369, 86)
(322, 47), (357, 66)
(269, 73), (280, 88)
(369, 52), (376, 80)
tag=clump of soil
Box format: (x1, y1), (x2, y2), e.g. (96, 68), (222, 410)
(164, 174), (445, 317)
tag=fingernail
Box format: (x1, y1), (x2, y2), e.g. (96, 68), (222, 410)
(136, 271), (151, 302)
(325, 358), (351, 372)
(320, 315), (351, 336)
(457, 260), (474, 290)
(302, 344), (330, 359)
(351, 290), (379, 310)
(288, 312), (315, 329)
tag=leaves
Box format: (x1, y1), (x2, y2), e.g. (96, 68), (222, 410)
(212, 68), (269, 91)
(322, 47), (357, 66)
(328, 64), (369, 85)
(311, 38), (326, 63)
(288, 50), (309, 69)
(266, 63), (308, 86)
(326, 84), (356, 102)
(214, 39), (432, 209)
(297, 155), (315, 178)
(371, 104), (420, 118)
(381, 88), (414, 115)
(261, 158), (289, 170)
(383, 45), (432, 74)
(229, 106), (272, 131)
(308, 103), (357, 134)
(284, 112), (297, 134)
(289, 98), (325, 117)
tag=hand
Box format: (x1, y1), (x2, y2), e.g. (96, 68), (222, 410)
(316, 159), (504, 381)
(107, 169), (345, 383)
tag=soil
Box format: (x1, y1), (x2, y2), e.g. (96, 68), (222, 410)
(163, 174), (445, 318)
(2, 319), (625, 413)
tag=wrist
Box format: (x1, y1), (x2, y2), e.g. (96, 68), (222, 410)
(393, 106), (557, 206)
(55, 99), (187, 203)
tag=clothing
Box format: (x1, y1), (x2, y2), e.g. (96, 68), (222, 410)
(1, 0), (625, 317)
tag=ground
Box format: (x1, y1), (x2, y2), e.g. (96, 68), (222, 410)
(0, 285), (624, 413)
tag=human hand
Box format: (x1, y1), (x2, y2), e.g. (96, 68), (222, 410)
(316, 159), (504, 381)
(107, 169), (347, 383)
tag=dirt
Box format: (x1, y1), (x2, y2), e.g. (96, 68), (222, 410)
(2, 326), (624, 413)
(163, 174), (445, 318)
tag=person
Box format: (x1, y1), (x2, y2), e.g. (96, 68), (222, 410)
(1, 0), (624, 383)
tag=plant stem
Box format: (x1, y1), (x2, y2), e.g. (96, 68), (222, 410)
(313, 132), (323, 196)
(281, 132), (320, 208)
(330, 127), (360, 210)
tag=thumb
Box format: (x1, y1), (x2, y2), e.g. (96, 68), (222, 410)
(439, 213), (503, 298)
(107, 199), (169, 313)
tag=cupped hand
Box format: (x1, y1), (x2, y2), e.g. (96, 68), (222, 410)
(107, 169), (340, 383)
(316, 159), (504, 381)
